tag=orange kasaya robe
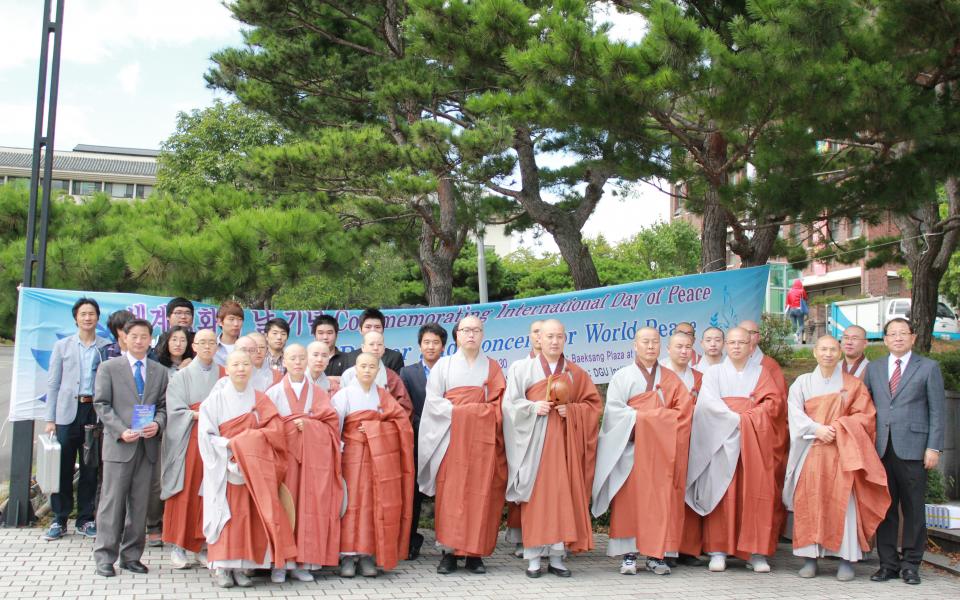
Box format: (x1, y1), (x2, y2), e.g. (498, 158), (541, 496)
(340, 388), (415, 571)
(679, 369), (705, 556)
(277, 378), (344, 567)
(207, 392), (298, 567)
(434, 361), (507, 557)
(520, 361), (602, 553)
(792, 374), (890, 552)
(609, 367), (693, 559)
(702, 371), (788, 559)
(385, 369), (413, 418)
(161, 401), (205, 553)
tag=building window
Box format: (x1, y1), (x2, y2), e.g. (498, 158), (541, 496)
(849, 217), (863, 239)
(104, 182), (134, 198)
(827, 216), (844, 241)
(135, 184), (153, 199)
(71, 180), (102, 195)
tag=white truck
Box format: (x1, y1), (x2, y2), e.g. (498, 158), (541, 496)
(828, 296), (960, 341)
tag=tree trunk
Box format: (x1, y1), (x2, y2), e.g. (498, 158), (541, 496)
(552, 220), (602, 290)
(895, 177), (960, 352)
(417, 177), (466, 306)
(700, 183), (728, 272)
(699, 131), (729, 272)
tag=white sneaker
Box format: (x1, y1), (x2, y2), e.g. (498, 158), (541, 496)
(620, 555), (638, 575)
(233, 570), (253, 587)
(271, 568), (287, 583)
(748, 554), (770, 573)
(195, 550), (208, 566)
(169, 547), (189, 569)
(215, 568), (234, 588)
(290, 568), (314, 582)
(708, 554), (727, 572)
(646, 558), (671, 575)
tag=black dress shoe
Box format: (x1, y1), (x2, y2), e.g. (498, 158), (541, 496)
(901, 568), (921, 585)
(119, 560), (149, 574)
(465, 557), (486, 574)
(407, 533), (424, 560)
(548, 564), (572, 577)
(870, 567), (900, 582)
(525, 567), (542, 578)
(437, 552), (458, 575)
(677, 554), (706, 567)
(95, 564), (116, 578)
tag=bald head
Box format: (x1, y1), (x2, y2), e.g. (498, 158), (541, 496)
(362, 330), (385, 359)
(225, 349), (252, 389)
(282, 343), (307, 379)
(840, 325), (868, 361)
(244, 332), (267, 367)
(814, 335), (841, 370)
(234, 336), (257, 354)
(701, 326), (725, 360)
(354, 351), (380, 388)
(737, 320), (761, 352)
(456, 316), (484, 354)
(667, 331), (694, 370)
(540, 320), (567, 362)
(634, 327), (661, 368)
(192, 328), (217, 363)
(529, 320), (544, 353)
(726, 327), (752, 365)
(307, 340), (331, 377)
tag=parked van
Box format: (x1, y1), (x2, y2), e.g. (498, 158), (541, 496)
(828, 296), (960, 340)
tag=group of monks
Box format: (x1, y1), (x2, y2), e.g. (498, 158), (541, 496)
(158, 314), (891, 588)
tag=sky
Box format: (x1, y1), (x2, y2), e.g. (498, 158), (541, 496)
(0, 0), (669, 248)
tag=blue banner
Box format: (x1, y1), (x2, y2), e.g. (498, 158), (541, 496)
(8, 265), (769, 421)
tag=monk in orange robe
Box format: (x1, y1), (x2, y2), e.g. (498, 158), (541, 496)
(503, 319), (602, 578)
(331, 352), (414, 578)
(161, 329), (220, 568)
(593, 328), (693, 576)
(418, 316), (507, 575)
(340, 331), (412, 417)
(198, 350), (297, 589)
(783, 336), (890, 581)
(264, 344), (343, 583)
(685, 327), (788, 574)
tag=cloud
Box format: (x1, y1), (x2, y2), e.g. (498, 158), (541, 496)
(0, 0), (241, 71)
(117, 62), (140, 95)
(0, 101), (96, 151)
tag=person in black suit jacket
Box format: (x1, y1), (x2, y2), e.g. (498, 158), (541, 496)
(864, 318), (945, 586)
(341, 308), (405, 374)
(400, 323), (449, 559)
(92, 319), (167, 577)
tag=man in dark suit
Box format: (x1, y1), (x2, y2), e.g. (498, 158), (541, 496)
(864, 317), (945, 585)
(341, 308), (405, 374)
(400, 323), (448, 559)
(92, 319), (167, 577)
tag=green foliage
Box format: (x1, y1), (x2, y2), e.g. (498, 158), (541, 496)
(926, 468), (953, 504)
(157, 100), (287, 195)
(0, 185), (358, 337)
(759, 313), (795, 365)
(930, 351), (960, 392)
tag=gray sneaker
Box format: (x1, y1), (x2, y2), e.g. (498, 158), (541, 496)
(214, 568), (234, 588)
(646, 558), (671, 575)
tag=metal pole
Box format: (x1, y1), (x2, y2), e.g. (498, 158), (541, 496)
(476, 226), (489, 304)
(5, 0), (65, 528)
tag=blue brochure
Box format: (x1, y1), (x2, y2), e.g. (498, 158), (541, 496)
(132, 404), (156, 432)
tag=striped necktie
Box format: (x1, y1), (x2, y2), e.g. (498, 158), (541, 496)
(889, 359), (902, 396)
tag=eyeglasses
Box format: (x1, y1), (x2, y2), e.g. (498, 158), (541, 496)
(884, 332), (912, 339)
(459, 328), (483, 335)
(171, 309), (193, 317)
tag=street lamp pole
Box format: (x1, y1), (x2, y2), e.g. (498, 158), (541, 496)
(5, 0), (65, 527)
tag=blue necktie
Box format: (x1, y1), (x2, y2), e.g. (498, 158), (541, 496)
(134, 360), (145, 398)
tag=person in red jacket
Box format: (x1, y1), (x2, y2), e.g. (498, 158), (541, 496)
(785, 279), (809, 344)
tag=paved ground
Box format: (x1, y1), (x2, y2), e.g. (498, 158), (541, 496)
(0, 528), (955, 600)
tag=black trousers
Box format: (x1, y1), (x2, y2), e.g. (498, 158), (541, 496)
(51, 403), (99, 527)
(877, 440), (927, 570)
(409, 426), (424, 553)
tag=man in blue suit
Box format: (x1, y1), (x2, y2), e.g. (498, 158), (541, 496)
(864, 318), (945, 585)
(400, 323), (448, 559)
(43, 298), (111, 541)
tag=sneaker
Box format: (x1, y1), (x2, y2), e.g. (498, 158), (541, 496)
(836, 559), (855, 582)
(708, 554), (726, 572)
(215, 568), (235, 588)
(514, 543), (523, 559)
(290, 568), (314, 582)
(437, 552), (458, 575)
(798, 558), (817, 578)
(146, 532), (163, 548)
(43, 523), (64, 541)
(233, 570), (253, 587)
(79, 522), (97, 538)
(747, 554), (770, 573)
(620, 554), (638, 575)
(170, 547), (189, 569)
(195, 550), (208, 566)
(271, 568), (287, 583)
(358, 555), (378, 577)
(339, 556), (357, 578)
(646, 558), (671, 575)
